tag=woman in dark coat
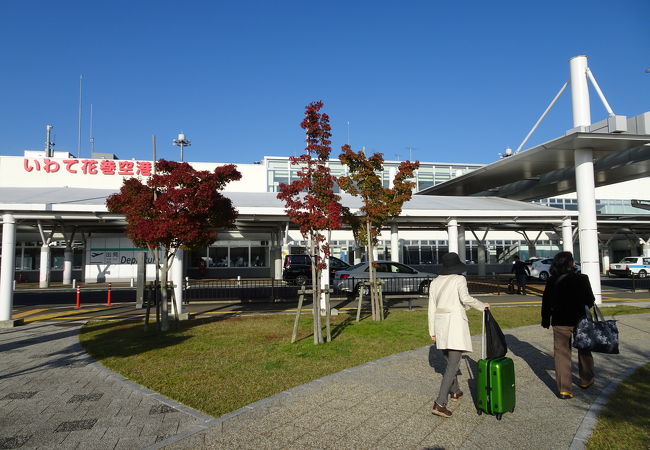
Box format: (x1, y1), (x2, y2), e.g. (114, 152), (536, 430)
(541, 251), (595, 399)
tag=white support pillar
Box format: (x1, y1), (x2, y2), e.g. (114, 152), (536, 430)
(447, 219), (459, 254)
(601, 246), (611, 276)
(63, 246), (73, 285)
(570, 56), (591, 127)
(1, 214), (22, 327)
(458, 226), (466, 261)
(281, 223), (290, 263)
(562, 218), (574, 253)
(391, 223), (400, 263)
(353, 246), (362, 264)
(171, 249), (186, 319)
(39, 244), (51, 288)
(570, 55), (601, 304)
(272, 231), (282, 279)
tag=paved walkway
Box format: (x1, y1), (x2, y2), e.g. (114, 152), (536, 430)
(0, 322), (211, 449)
(1, 314), (648, 449)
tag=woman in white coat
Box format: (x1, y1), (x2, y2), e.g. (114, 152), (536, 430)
(428, 252), (489, 418)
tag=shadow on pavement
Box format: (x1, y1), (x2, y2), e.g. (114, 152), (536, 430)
(506, 334), (556, 394)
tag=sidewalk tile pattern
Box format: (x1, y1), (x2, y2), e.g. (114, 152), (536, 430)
(0, 322), (211, 449)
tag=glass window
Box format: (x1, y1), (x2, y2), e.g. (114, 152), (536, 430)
(14, 248), (22, 270)
(417, 168), (434, 191)
(21, 248), (40, 270)
(251, 247), (266, 267)
(188, 248), (207, 268)
(421, 246), (433, 264)
(268, 160), (288, 169)
(403, 246), (419, 264)
(230, 247), (249, 267)
(209, 247), (228, 267)
(390, 263), (416, 274)
(73, 248), (83, 269)
(51, 249), (64, 270)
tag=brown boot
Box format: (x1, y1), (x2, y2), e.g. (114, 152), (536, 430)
(432, 402), (452, 418)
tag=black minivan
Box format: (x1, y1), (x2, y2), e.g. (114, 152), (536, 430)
(282, 254), (351, 285)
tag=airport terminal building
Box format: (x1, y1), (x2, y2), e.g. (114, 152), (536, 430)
(1, 124), (650, 287)
(2, 55), (650, 325)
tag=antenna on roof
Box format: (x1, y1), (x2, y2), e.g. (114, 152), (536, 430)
(77, 75), (83, 158)
(45, 125), (55, 157)
(347, 121), (350, 146)
(89, 104), (95, 155)
(406, 145), (416, 161)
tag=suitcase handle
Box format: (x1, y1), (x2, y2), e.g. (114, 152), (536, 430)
(481, 309), (486, 360)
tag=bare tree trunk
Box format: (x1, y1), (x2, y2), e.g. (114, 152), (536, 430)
(325, 284), (331, 342)
(366, 220), (379, 321)
(291, 286), (306, 343)
(144, 246), (154, 332)
(160, 249), (170, 332)
(310, 237), (322, 344)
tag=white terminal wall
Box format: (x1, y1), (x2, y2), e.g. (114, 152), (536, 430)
(1, 155), (647, 201)
(0, 156), (265, 192)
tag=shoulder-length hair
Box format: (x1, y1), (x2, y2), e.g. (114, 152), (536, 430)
(550, 251), (575, 276)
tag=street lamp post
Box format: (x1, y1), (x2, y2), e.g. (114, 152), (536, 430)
(173, 133), (191, 162)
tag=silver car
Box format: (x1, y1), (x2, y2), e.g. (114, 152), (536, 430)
(334, 260), (436, 295)
(530, 258), (581, 281)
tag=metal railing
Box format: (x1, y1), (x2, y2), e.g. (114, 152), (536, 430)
(183, 275), (512, 303)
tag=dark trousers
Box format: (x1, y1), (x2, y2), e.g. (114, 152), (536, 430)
(516, 274), (528, 293)
(552, 325), (594, 394)
(436, 349), (462, 405)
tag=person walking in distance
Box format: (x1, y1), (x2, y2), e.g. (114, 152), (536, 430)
(541, 251), (595, 399)
(428, 252), (489, 418)
(511, 255), (531, 294)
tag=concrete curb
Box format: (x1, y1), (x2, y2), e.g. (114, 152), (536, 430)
(569, 361), (648, 449)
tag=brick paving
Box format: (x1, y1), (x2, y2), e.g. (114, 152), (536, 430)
(0, 322), (211, 449)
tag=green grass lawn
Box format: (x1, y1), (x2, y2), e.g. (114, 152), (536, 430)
(80, 305), (648, 420)
(587, 363), (650, 449)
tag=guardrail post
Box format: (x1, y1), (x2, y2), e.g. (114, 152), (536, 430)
(106, 282), (112, 306)
(74, 285), (81, 309)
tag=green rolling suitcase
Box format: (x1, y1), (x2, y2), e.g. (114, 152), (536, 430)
(476, 356), (516, 420)
(476, 310), (516, 420)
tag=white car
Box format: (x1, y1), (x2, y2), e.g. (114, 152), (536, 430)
(609, 256), (650, 278)
(529, 258), (581, 281)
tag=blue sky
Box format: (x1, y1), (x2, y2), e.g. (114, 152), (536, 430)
(1, 1), (648, 165)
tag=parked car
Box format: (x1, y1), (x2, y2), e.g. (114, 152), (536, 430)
(282, 254), (350, 285)
(529, 258), (581, 281)
(609, 256), (650, 278)
(334, 260), (436, 295)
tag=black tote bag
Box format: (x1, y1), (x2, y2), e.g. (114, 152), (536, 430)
(573, 304), (619, 354)
(484, 309), (508, 358)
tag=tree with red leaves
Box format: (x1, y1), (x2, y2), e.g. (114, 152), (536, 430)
(277, 101), (343, 344)
(338, 146), (419, 321)
(107, 159), (241, 331)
